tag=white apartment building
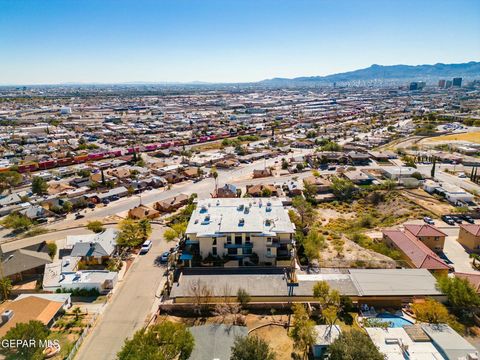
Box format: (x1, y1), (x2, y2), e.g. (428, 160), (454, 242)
(185, 198), (296, 266)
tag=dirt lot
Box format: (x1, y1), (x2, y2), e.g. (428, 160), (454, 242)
(399, 189), (455, 217)
(422, 131), (480, 144)
(319, 234), (397, 268)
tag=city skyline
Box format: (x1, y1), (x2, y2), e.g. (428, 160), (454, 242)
(1, 0), (479, 85)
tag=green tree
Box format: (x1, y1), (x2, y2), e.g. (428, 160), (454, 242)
(1, 213), (32, 231)
(46, 242), (57, 259)
(327, 330), (385, 360)
(31, 176), (48, 195)
(72, 306), (82, 321)
(231, 335), (276, 360)
(237, 288), (251, 308)
(437, 276), (480, 319)
(62, 201), (73, 213)
(0, 320), (49, 360)
(289, 303), (317, 360)
(0, 277), (12, 300)
(86, 220), (105, 233)
(117, 321), (194, 360)
(313, 281), (341, 310)
(330, 176), (356, 201)
(291, 196), (316, 232)
(412, 298), (450, 324)
(303, 228), (325, 261)
(171, 221), (187, 239)
(0, 171), (22, 193)
(164, 228), (179, 242)
(117, 219), (143, 247)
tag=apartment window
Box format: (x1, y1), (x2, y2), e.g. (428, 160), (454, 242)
(267, 248), (272, 256)
(212, 238), (217, 246)
(212, 247), (217, 256)
(245, 235), (251, 243)
(244, 248), (252, 255)
(228, 248), (238, 255)
(235, 235), (242, 245)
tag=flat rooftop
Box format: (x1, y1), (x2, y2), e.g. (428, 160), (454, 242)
(185, 198), (295, 236)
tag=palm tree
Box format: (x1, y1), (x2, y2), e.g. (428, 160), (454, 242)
(138, 219), (152, 241)
(210, 166), (218, 193)
(72, 306), (82, 321)
(471, 254), (480, 269)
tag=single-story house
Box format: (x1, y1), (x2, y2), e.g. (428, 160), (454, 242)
(43, 257), (117, 294)
(167, 268), (442, 308)
(246, 184), (279, 197)
(188, 325), (248, 360)
(154, 193), (189, 213)
(253, 168), (272, 178)
(1, 248), (52, 282)
(215, 184), (238, 198)
(312, 325), (341, 359)
(0, 297), (65, 337)
(66, 228), (118, 264)
(128, 204), (160, 220)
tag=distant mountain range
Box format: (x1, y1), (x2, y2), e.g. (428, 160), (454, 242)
(260, 61), (480, 86)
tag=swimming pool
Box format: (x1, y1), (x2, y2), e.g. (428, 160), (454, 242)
(372, 313), (414, 328)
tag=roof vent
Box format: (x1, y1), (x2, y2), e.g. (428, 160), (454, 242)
(1, 310), (14, 324)
(266, 206), (272, 212)
(200, 205), (208, 213)
(265, 219), (271, 226)
(244, 207), (249, 214)
(237, 204), (244, 211)
(239, 218), (245, 226)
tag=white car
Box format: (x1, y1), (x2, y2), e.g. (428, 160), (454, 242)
(458, 173), (467, 178)
(140, 240), (152, 254)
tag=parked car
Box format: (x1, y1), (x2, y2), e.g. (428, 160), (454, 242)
(140, 240), (152, 254)
(36, 217), (48, 224)
(87, 203), (96, 209)
(75, 213), (85, 220)
(451, 216), (463, 224)
(160, 251), (170, 264)
(462, 215), (475, 224)
(458, 173), (467, 178)
(111, 195), (120, 201)
(423, 216), (435, 225)
(441, 215), (455, 226)
(102, 199), (110, 205)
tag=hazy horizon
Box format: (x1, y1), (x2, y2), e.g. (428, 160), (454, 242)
(1, 0), (479, 85)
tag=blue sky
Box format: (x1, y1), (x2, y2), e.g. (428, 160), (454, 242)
(0, 0), (479, 84)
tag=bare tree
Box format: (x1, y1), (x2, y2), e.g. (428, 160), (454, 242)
(188, 279), (213, 316)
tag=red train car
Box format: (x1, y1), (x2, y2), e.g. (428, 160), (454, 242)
(38, 160), (56, 170)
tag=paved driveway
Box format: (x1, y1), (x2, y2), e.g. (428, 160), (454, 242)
(75, 226), (169, 360)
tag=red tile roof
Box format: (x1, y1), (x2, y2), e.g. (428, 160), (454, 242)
(460, 224), (480, 237)
(383, 229), (450, 271)
(404, 224), (447, 238)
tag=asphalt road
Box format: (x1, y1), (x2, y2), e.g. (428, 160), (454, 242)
(75, 226), (169, 360)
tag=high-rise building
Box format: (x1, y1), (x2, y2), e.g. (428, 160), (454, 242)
(438, 80), (446, 88)
(453, 77), (462, 87)
(445, 80), (452, 88)
(409, 81), (426, 91)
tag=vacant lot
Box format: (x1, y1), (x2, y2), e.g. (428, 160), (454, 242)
(424, 131), (480, 144)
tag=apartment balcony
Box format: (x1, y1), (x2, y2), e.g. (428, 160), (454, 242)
(224, 242), (253, 249)
(185, 239), (199, 245)
(266, 240), (280, 248)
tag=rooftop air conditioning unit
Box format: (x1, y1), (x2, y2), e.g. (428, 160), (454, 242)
(1, 310), (14, 324)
